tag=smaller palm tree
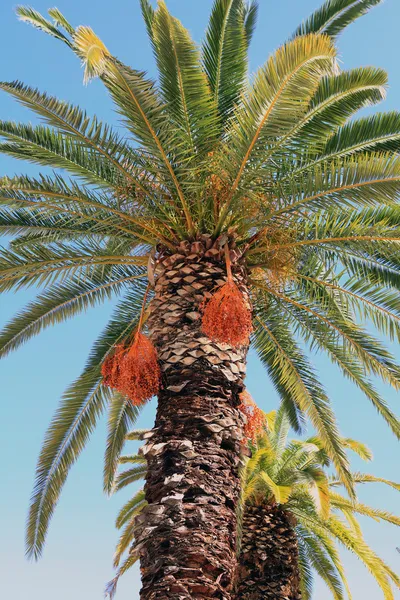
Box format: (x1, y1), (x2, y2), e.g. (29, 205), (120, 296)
(237, 406), (400, 600)
(106, 414), (400, 600)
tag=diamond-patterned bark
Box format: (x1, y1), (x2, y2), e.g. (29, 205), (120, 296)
(136, 235), (251, 600)
(236, 504), (302, 600)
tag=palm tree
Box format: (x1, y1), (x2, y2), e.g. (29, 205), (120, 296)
(237, 407), (400, 599)
(1, 0), (400, 596)
(107, 415), (400, 600)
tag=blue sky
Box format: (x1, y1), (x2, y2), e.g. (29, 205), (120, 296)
(0, 1), (399, 599)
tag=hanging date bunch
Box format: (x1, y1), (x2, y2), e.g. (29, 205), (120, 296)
(201, 244), (253, 347)
(239, 390), (267, 443)
(101, 287), (161, 405)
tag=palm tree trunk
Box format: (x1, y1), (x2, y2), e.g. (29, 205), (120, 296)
(135, 236), (250, 600)
(236, 503), (302, 600)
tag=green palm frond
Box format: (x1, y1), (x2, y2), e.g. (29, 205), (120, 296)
(274, 153), (400, 217)
(115, 489), (146, 530)
(47, 8), (75, 36)
(341, 438), (373, 461)
(293, 505), (398, 600)
(314, 111), (400, 165)
(100, 59), (194, 233)
(293, 0), (383, 40)
(118, 454), (147, 465)
(326, 515), (399, 599)
(241, 1), (258, 46)
(203, 0), (250, 121)
(330, 472), (400, 491)
(105, 551), (139, 600)
(103, 395), (142, 495)
(113, 518), (138, 569)
(330, 493), (400, 527)
(26, 368), (110, 559)
(297, 527), (345, 600)
(25, 285), (146, 558)
(218, 34), (337, 225)
(151, 1), (219, 157)
(0, 174), (163, 244)
(270, 404), (291, 457)
(271, 282), (400, 438)
(140, 0), (155, 40)
(298, 539), (315, 600)
(253, 305), (353, 495)
(272, 67), (388, 160)
(0, 270), (144, 357)
(0, 121), (128, 188)
(0, 82), (144, 184)
(113, 465), (148, 493)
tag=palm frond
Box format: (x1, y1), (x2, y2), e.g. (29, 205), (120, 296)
(113, 465), (148, 493)
(16, 5), (72, 46)
(298, 538), (314, 600)
(342, 438), (373, 462)
(115, 489), (146, 529)
(203, 0), (249, 121)
(125, 429), (151, 441)
(0, 121), (128, 189)
(0, 270), (144, 357)
(0, 81), (149, 192)
(151, 1), (219, 157)
(330, 472), (400, 491)
(26, 368), (109, 559)
(25, 284), (146, 558)
(241, 1), (258, 47)
(272, 67), (388, 161)
(298, 526), (345, 600)
(330, 493), (400, 527)
(218, 34), (337, 226)
(253, 305), (353, 496)
(105, 551), (139, 600)
(47, 8), (75, 36)
(103, 394), (141, 495)
(293, 0), (383, 40)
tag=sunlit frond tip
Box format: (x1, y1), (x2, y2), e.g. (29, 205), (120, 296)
(73, 26), (111, 83)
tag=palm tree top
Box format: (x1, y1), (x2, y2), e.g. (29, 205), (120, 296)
(0, 0), (399, 559)
(240, 408), (400, 600)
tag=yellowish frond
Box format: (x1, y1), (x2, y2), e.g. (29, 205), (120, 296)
(73, 26), (111, 83)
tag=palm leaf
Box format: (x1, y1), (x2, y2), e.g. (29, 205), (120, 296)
(115, 489), (146, 529)
(219, 34), (337, 222)
(151, 1), (219, 157)
(0, 271), (144, 357)
(16, 5), (72, 46)
(298, 526), (345, 600)
(253, 306), (353, 496)
(25, 286), (146, 558)
(203, 0), (249, 120)
(103, 394), (142, 494)
(26, 368), (110, 559)
(293, 0), (383, 39)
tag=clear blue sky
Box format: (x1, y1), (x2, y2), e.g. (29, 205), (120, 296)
(0, 1), (399, 599)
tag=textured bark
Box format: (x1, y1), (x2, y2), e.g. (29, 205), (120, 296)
(236, 503), (302, 600)
(135, 235), (250, 600)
